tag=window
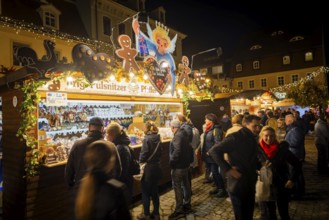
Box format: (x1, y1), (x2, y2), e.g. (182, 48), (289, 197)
(118, 23), (125, 35)
(278, 76), (284, 86)
(138, 0), (145, 11)
(261, 79), (267, 87)
(222, 85), (227, 88)
(159, 11), (165, 23)
(249, 80), (255, 89)
(45, 12), (56, 27)
(236, 64), (242, 72)
(292, 74), (298, 83)
(103, 16), (111, 36)
(237, 81), (243, 89)
(212, 65), (223, 75)
(253, 61), (260, 70)
(38, 5), (61, 30)
(306, 72), (314, 79)
(283, 55), (290, 65)
(305, 52), (313, 62)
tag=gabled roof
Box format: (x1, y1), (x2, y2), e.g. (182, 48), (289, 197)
(1, 0), (89, 38)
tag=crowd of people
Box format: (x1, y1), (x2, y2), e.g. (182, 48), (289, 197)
(63, 106), (329, 220)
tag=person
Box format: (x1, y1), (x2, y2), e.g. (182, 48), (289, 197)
(225, 114), (244, 137)
(201, 113), (227, 198)
(137, 121), (162, 220)
(105, 122), (134, 202)
(257, 126), (302, 220)
(174, 113), (196, 198)
(168, 119), (192, 219)
(284, 114), (305, 198)
(265, 111), (278, 131)
(75, 140), (131, 220)
(314, 113), (329, 174)
(220, 113), (232, 133)
(276, 118), (286, 143)
(65, 117), (105, 219)
(209, 114), (261, 220)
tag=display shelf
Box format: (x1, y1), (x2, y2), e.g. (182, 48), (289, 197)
(45, 128), (88, 136)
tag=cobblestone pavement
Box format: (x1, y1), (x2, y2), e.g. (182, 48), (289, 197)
(131, 135), (329, 220)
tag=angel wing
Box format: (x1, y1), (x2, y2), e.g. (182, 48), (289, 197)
(167, 34), (177, 54)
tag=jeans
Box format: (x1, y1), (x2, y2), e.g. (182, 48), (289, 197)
(141, 179), (160, 216)
(171, 167), (191, 212)
(229, 190), (255, 220)
(207, 162), (225, 189)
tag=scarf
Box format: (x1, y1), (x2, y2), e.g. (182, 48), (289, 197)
(205, 122), (213, 133)
(259, 139), (279, 159)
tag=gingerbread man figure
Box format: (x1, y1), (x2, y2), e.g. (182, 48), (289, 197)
(115, 35), (140, 72)
(178, 56), (191, 87)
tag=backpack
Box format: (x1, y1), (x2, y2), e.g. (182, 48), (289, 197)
(128, 146), (140, 175)
(191, 127), (200, 150)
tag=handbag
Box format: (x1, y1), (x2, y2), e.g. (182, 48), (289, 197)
(133, 141), (161, 181)
(255, 165), (274, 202)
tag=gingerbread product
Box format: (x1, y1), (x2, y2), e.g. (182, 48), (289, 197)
(115, 34), (140, 72)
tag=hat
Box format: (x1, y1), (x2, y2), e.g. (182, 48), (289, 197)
(170, 119), (181, 128)
(89, 117), (104, 126)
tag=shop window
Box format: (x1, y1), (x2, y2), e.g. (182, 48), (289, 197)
(253, 61), (260, 70)
(292, 74), (298, 83)
(261, 78), (267, 87)
(278, 76), (284, 86)
(103, 16), (111, 36)
(236, 64), (242, 72)
(249, 80), (255, 89)
(305, 52), (313, 62)
(283, 55), (290, 65)
(237, 81), (243, 89)
(118, 23), (125, 35)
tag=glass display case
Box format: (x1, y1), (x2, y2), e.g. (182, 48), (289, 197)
(37, 99), (182, 165)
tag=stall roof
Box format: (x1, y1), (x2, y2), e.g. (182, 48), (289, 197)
(229, 89), (277, 100)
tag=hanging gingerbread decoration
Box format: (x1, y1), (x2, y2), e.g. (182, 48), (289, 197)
(115, 35), (140, 72)
(177, 56), (191, 87)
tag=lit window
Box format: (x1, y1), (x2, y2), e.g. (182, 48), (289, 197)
(253, 61), (260, 70)
(292, 74), (298, 83)
(278, 76), (284, 86)
(103, 16), (111, 36)
(249, 80), (255, 89)
(261, 79), (267, 87)
(238, 81), (243, 89)
(306, 72), (314, 79)
(236, 64), (242, 72)
(305, 52), (313, 62)
(283, 56), (290, 65)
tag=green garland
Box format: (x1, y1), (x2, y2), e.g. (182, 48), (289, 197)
(16, 79), (45, 177)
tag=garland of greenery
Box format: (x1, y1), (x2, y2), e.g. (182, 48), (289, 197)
(16, 79), (45, 177)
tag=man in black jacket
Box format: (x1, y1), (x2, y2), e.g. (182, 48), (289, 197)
(168, 119), (191, 220)
(209, 115), (261, 220)
(65, 117), (105, 219)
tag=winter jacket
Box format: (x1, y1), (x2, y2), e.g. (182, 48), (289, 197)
(285, 123), (305, 160)
(112, 132), (133, 189)
(201, 124), (223, 163)
(65, 130), (104, 188)
(314, 118), (329, 146)
(209, 127), (259, 195)
(257, 141), (302, 192)
(169, 127), (190, 169)
(139, 133), (162, 183)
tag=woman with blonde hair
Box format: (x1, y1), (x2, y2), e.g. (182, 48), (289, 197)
(257, 126), (301, 220)
(75, 140), (131, 220)
(137, 121), (162, 220)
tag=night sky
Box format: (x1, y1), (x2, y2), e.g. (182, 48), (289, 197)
(145, 0), (326, 59)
